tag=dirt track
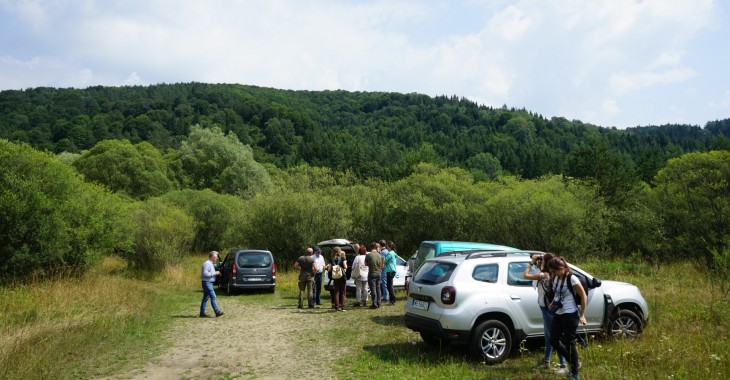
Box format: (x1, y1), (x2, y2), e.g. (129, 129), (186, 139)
(99, 297), (339, 380)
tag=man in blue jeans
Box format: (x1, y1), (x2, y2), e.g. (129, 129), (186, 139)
(200, 251), (224, 317)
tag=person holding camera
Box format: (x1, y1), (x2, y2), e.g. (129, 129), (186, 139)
(523, 253), (568, 374)
(546, 257), (587, 380)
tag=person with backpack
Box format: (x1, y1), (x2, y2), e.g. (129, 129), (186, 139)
(546, 257), (587, 380)
(326, 246), (348, 311)
(523, 253), (568, 374)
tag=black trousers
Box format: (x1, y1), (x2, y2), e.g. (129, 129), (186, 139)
(549, 311), (580, 374)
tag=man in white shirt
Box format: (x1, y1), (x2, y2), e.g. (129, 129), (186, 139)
(312, 247), (325, 305)
(200, 251), (224, 317)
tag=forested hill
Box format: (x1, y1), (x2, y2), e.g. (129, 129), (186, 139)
(1, 83), (729, 182)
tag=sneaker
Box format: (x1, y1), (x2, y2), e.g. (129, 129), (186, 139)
(532, 360), (550, 370)
(215, 311), (224, 317)
(353, 302), (360, 307)
(369, 305), (378, 309)
(199, 314), (211, 318)
(565, 373), (579, 380)
(556, 365), (568, 375)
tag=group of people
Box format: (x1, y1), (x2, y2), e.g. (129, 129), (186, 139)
(294, 240), (399, 311)
(523, 253), (587, 380)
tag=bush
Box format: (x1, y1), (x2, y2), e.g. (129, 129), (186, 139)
(0, 140), (127, 283)
(127, 198), (195, 270)
(241, 190), (351, 269)
(160, 189), (248, 252)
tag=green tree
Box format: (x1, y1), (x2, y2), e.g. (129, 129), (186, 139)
(128, 198), (195, 270)
(650, 150), (730, 260)
(465, 152), (503, 181)
(241, 190), (351, 270)
(160, 189), (248, 252)
(179, 125), (273, 198)
(0, 140), (129, 283)
(73, 139), (173, 200)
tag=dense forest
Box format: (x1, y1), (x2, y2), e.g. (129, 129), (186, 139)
(2, 83), (729, 183)
(1, 83), (729, 284)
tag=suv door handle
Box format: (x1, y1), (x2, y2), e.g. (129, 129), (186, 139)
(510, 295), (521, 301)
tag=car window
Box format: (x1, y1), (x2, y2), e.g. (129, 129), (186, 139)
(507, 262), (534, 286)
(237, 252), (272, 268)
(414, 262), (456, 285)
(472, 264), (498, 283)
(396, 256), (406, 265)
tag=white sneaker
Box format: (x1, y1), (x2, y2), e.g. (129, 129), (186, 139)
(556, 365), (568, 375)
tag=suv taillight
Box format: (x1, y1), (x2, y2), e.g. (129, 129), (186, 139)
(232, 263), (237, 276)
(272, 263), (276, 278)
(441, 286), (456, 305)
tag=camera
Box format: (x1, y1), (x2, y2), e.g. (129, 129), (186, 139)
(531, 253), (543, 264)
(548, 299), (563, 315)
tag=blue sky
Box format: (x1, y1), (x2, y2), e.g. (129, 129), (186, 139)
(1, 0), (728, 129)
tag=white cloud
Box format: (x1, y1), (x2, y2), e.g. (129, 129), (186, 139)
(0, 0), (724, 128)
(609, 67), (696, 95)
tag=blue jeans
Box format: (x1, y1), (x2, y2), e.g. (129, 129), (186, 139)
(200, 281), (221, 316)
(380, 270), (389, 301)
(541, 306), (567, 365)
(313, 272), (323, 304)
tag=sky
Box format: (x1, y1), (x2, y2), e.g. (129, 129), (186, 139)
(1, 0), (728, 129)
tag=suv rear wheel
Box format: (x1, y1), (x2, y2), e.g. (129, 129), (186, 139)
(470, 320), (512, 364)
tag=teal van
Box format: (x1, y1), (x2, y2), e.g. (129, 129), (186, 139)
(414, 241), (517, 272)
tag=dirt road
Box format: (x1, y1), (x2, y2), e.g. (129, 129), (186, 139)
(101, 298), (340, 380)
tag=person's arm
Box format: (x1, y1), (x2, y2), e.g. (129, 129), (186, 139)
(294, 260), (300, 270)
(523, 257), (541, 280)
(574, 281), (588, 325)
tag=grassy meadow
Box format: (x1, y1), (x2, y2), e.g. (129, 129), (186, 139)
(1, 256), (728, 379)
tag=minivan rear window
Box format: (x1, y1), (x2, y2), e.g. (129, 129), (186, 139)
(237, 252), (272, 268)
(414, 262), (456, 285)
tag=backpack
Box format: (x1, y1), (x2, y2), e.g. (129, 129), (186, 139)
(331, 258), (344, 280)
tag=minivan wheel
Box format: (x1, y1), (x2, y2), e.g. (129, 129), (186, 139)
(470, 320), (512, 364)
(420, 332), (450, 348)
(608, 309), (643, 339)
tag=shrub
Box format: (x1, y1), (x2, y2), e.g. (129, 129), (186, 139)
(160, 189), (248, 252)
(127, 198), (195, 270)
(0, 140), (127, 283)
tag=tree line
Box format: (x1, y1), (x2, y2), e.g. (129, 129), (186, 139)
(2, 133), (729, 284)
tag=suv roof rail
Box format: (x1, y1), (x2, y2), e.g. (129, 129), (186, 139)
(465, 250), (540, 260)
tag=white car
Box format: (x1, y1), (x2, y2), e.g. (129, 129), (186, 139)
(319, 238), (409, 291)
(404, 250), (649, 364)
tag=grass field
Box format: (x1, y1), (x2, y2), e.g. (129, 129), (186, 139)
(1, 256), (728, 379)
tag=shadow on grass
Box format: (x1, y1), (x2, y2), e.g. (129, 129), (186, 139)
(369, 314), (405, 327)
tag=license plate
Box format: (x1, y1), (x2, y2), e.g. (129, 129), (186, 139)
(246, 277), (263, 281)
(411, 299), (429, 311)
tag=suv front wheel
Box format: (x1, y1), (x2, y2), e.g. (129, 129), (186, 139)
(608, 309), (643, 339)
(470, 320), (512, 364)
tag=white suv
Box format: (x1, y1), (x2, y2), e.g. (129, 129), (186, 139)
(404, 250), (649, 364)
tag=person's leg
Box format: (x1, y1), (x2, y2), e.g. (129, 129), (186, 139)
(374, 277), (382, 307)
(306, 277), (314, 307)
(298, 278), (306, 308)
(562, 312), (580, 376)
(368, 277), (378, 307)
(541, 307), (553, 363)
(200, 281), (209, 316)
(550, 313), (570, 362)
(204, 281), (221, 315)
(387, 272), (396, 304)
(380, 271), (388, 301)
(314, 273), (322, 304)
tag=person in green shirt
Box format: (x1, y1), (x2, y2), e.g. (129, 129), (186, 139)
(365, 242), (384, 309)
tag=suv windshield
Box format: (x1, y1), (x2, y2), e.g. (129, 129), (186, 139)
(414, 262), (456, 285)
(237, 252), (272, 268)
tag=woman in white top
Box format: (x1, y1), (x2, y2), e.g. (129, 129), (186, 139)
(523, 253), (567, 373)
(352, 245), (369, 307)
(546, 257), (587, 380)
